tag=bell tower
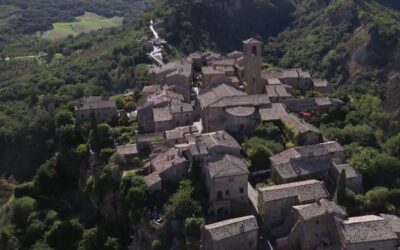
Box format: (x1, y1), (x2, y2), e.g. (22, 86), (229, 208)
(242, 38), (264, 94)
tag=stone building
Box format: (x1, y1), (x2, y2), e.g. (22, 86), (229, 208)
(257, 179), (330, 228)
(275, 199), (347, 250)
(202, 66), (226, 87)
(283, 97), (344, 113)
(201, 215), (258, 250)
(185, 130), (242, 161)
(75, 96), (117, 123)
(149, 59), (192, 85)
(269, 141), (363, 193)
(242, 38), (264, 95)
(280, 113), (322, 145)
(313, 78), (334, 93)
(265, 84), (292, 103)
(137, 90), (196, 133)
(146, 147), (188, 187)
(330, 163), (363, 193)
(338, 214), (400, 250)
(203, 153), (249, 217)
(164, 125), (199, 146)
(198, 82), (270, 135)
(116, 144), (138, 158)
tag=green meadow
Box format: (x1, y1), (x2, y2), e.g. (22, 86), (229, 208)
(42, 12), (123, 41)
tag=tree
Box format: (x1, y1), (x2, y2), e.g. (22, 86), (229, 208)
(120, 174), (149, 224)
(79, 227), (100, 250)
(11, 197), (37, 229)
(55, 109), (74, 127)
(151, 240), (162, 250)
(24, 219), (46, 247)
(104, 237), (119, 250)
(46, 219), (83, 250)
(383, 133), (400, 158)
(363, 187), (392, 213)
(164, 180), (201, 220)
(57, 124), (78, 147)
(242, 137), (283, 171)
(335, 169), (347, 205)
(184, 217), (203, 239)
(346, 94), (381, 125)
(90, 123), (113, 152)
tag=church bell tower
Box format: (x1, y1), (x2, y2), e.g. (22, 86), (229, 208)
(242, 38), (264, 95)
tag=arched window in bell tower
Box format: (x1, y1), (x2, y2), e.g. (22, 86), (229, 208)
(251, 45), (257, 56)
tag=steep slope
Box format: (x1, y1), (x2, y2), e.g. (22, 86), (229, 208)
(266, 0), (400, 106)
(154, 0), (400, 111)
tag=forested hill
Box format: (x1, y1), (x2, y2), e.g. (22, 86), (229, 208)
(154, 0), (400, 112)
(0, 0), (155, 55)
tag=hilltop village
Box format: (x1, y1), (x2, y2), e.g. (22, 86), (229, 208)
(73, 38), (400, 250)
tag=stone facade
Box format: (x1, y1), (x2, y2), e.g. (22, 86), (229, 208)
(242, 38), (264, 95)
(203, 153), (249, 217)
(75, 96), (117, 123)
(257, 180), (330, 228)
(275, 199), (346, 250)
(201, 215), (258, 250)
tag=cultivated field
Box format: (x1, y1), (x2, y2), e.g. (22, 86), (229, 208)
(42, 12), (123, 41)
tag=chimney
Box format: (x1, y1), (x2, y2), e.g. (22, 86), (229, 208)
(239, 223), (245, 233)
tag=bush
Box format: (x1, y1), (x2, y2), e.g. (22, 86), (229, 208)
(242, 137), (284, 171)
(11, 197), (37, 229)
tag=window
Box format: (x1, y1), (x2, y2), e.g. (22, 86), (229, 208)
(225, 190), (230, 197)
(228, 178), (234, 183)
(186, 114), (190, 117)
(249, 241), (253, 247)
(315, 233), (318, 237)
(316, 220), (319, 224)
(251, 45), (257, 56)
(240, 187), (244, 194)
(176, 122), (180, 126)
(253, 77), (256, 83)
(217, 191), (223, 200)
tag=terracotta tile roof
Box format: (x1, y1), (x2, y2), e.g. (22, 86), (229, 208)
(258, 179), (330, 203)
(209, 94), (271, 108)
(313, 78), (329, 87)
(144, 172), (161, 188)
(243, 37), (263, 44)
(259, 103), (288, 122)
(332, 163), (361, 179)
(266, 85), (292, 98)
(187, 131), (241, 157)
(204, 215), (258, 241)
(204, 153), (249, 178)
(283, 69), (299, 79)
(340, 215), (399, 244)
(116, 144), (138, 156)
(76, 96), (116, 111)
(198, 83), (246, 108)
(293, 199), (346, 220)
(150, 147), (187, 173)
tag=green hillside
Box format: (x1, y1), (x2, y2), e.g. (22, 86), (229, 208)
(42, 12), (124, 41)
